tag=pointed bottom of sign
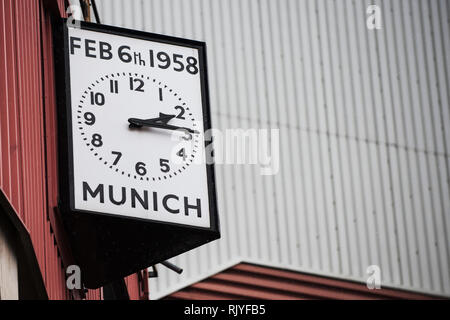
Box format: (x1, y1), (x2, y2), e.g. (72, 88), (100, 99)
(61, 210), (220, 289)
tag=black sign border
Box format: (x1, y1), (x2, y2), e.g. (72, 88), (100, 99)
(54, 19), (219, 234)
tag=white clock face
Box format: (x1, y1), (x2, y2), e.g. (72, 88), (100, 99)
(66, 26), (212, 229)
(77, 72), (200, 181)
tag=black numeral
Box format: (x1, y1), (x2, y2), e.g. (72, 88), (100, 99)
(159, 88), (163, 101)
(129, 77), (144, 92)
(135, 162), (147, 176)
(175, 105), (185, 119)
(90, 92), (105, 105)
(173, 54), (184, 72)
(91, 134), (103, 147)
(110, 80), (119, 94)
(149, 49), (155, 67)
(157, 52), (170, 69)
(177, 148), (186, 161)
(84, 112), (95, 125)
(111, 151), (122, 165)
(149, 50), (198, 75)
(160, 158), (170, 173)
(186, 56), (198, 75)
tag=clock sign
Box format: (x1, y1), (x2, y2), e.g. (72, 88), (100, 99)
(53, 20), (219, 288)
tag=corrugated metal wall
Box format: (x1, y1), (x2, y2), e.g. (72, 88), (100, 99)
(95, 0), (450, 298)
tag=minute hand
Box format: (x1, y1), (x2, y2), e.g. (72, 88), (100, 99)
(128, 118), (199, 134)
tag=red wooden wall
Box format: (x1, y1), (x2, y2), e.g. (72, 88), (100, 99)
(0, 0), (145, 300)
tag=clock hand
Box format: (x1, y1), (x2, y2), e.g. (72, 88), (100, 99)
(128, 116), (199, 134)
(151, 113), (176, 124)
(128, 113), (176, 128)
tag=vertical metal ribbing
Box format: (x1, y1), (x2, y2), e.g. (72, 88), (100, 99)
(95, 0), (450, 299)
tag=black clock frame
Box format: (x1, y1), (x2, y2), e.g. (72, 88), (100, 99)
(53, 19), (220, 289)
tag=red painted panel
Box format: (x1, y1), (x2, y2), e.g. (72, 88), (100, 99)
(125, 272), (149, 300)
(0, 0), (146, 300)
(0, 0), (19, 213)
(168, 263), (438, 300)
(125, 274), (139, 300)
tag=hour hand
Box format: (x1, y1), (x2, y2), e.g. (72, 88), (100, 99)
(129, 119), (199, 134)
(128, 115), (199, 138)
(128, 113), (176, 128)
